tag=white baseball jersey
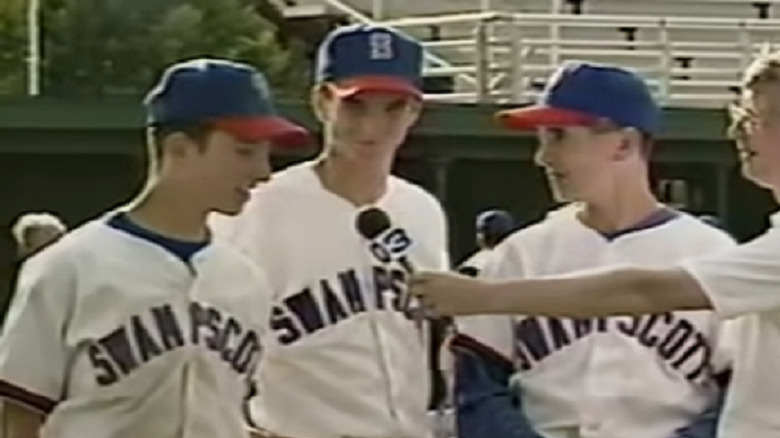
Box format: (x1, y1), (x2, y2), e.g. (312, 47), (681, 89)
(211, 161), (449, 438)
(457, 204), (736, 438)
(457, 248), (494, 276)
(681, 210), (780, 438)
(0, 212), (269, 438)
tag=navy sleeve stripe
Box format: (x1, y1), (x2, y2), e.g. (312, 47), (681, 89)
(0, 380), (57, 414)
(450, 333), (514, 376)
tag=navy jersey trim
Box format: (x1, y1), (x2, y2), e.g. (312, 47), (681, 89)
(457, 265), (481, 277)
(450, 333), (514, 376)
(601, 208), (680, 241)
(0, 379), (57, 414)
(107, 212), (208, 264)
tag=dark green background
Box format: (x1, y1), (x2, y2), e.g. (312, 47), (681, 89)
(1, 98), (774, 309)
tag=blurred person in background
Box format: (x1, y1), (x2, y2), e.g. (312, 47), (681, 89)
(3, 212), (67, 324)
(11, 212), (67, 260)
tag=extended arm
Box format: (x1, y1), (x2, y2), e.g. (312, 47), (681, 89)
(1, 401), (45, 438)
(411, 268), (710, 317)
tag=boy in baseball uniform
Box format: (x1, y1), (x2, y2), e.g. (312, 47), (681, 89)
(212, 24), (449, 438)
(0, 58), (307, 438)
(432, 62), (736, 438)
(412, 52), (780, 438)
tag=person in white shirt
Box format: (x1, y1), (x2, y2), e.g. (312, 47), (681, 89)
(0, 58), (307, 438)
(212, 24), (450, 438)
(411, 50), (780, 438)
(449, 61), (734, 438)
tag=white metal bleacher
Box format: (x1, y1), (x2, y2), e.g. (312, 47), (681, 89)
(282, 0), (780, 107)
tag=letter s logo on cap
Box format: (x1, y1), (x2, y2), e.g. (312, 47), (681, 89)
(369, 32), (394, 60)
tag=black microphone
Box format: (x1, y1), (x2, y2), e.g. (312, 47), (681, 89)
(355, 207), (415, 274)
(355, 207), (417, 312)
(356, 207), (392, 241)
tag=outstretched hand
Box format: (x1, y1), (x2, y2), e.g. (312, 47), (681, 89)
(249, 428), (300, 438)
(409, 271), (498, 316)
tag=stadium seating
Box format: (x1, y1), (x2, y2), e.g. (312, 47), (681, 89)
(282, 0), (780, 107)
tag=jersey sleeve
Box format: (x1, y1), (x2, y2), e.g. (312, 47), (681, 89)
(0, 247), (76, 414)
(480, 242), (525, 281)
(209, 201), (284, 297)
(681, 226), (780, 319)
(209, 208), (261, 261)
(423, 195), (451, 271)
(686, 225), (738, 376)
(710, 318), (739, 379)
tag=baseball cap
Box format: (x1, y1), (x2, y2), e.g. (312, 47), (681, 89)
(315, 24), (423, 98)
(497, 61), (660, 135)
(476, 210), (516, 236)
(145, 58), (309, 147)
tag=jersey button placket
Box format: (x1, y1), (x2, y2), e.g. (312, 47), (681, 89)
(580, 248), (613, 434)
(181, 253), (203, 438)
(361, 246), (403, 430)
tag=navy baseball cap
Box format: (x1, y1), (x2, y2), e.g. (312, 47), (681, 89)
(497, 61), (660, 135)
(316, 24), (423, 98)
(476, 210), (516, 236)
(145, 58), (309, 147)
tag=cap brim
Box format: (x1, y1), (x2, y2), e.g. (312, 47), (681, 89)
(332, 76), (422, 99)
(212, 116), (310, 147)
(496, 105), (598, 131)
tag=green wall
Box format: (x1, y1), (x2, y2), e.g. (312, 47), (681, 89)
(0, 98), (776, 307)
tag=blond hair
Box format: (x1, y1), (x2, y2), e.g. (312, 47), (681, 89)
(743, 45), (780, 89)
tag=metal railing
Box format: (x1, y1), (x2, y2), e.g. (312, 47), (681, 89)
(309, 0), (780, 107)
(377, 12), (780, 107)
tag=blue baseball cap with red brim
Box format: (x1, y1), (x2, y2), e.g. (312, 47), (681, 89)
(315, 24), (423, 99)
(497, 61), (661, 135)
(145, 58), (309, 147)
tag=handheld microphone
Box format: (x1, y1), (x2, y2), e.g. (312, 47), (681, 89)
(356, 208), (447, 412)
(355, 207), (417, 310)
(355, 207), (415, 274)
(355, 207), (391, 240)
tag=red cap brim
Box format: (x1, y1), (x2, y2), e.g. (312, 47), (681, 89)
(496, 105), (598, 131)
(332, 76), (422, 99)
(211, 116), (310, 147)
